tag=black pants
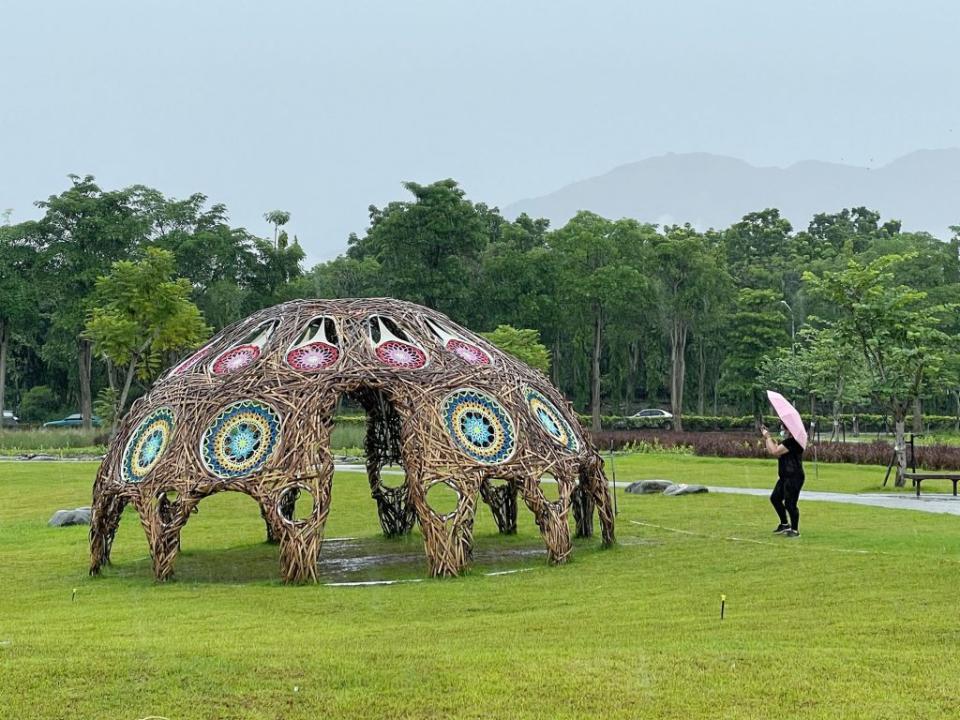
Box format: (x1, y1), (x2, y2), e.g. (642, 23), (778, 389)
(771, 475), (804, 531)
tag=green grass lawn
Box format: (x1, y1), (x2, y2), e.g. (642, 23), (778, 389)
(1, 457), (958, 719)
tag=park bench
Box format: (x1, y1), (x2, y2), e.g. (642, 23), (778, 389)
(902, 472), (960, 498)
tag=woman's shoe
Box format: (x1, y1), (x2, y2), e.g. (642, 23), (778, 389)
(773, 524), (790, 534)
(783, 529), (800, 537)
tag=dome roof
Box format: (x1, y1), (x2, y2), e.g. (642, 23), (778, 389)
(90, 298), (615, 582)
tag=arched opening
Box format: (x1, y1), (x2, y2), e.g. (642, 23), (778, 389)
(538, 473), (561, 503)
(425, 479), (462, 521)
(278, 485), (318, 525)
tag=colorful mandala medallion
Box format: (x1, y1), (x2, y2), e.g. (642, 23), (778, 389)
(201, 400), (281, 479)
(376, 340), (427, 369)
(172, 344), (210, 375)
(286, 341), (339, 372)
(446, 339), (491, 366)
(121, 407), (175, 483)
(525, 387), (580, 453)
(212, 345), (261, 375)
(441, 389), (515, 464)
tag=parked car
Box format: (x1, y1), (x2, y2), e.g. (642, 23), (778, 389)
(1, 410), (18, 427)
(630, 409), (674, 420)
(43, 413), (103, 428)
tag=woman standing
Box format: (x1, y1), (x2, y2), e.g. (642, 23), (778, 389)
(761, 424), (805, 537)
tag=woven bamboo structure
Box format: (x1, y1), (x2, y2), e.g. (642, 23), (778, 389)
(89, 298), (615, 583)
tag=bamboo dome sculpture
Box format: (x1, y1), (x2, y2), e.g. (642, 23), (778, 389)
(89, 298), (615, 583)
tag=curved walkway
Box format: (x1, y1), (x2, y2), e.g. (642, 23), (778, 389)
(705, 485), (960, 516)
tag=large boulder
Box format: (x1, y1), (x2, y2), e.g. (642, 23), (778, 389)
(662, 483), (708, 496)
(625, 479), (675, 494)
(48, 507), (92, 527)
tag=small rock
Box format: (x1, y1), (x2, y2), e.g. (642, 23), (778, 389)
(625, 479), (675, 494)
(48, 507), (92, 527)
(662, 483), (708, 496)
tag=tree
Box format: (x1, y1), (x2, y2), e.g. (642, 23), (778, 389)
(28, 176), (147, 428)
(0, 223), (40, 429)
(803, 256), (955, 485)
(84, 247), (209, 432)
(263, 210), (291, 248)
(551, 212), (652, 430)
(652, 225), (729, 431)
(723, 208), (793, 289)
(346, 180), (490, 322)
(760, 327), (871, 439)
(720, 288), (790, 413)
(480, 325), (551, 373)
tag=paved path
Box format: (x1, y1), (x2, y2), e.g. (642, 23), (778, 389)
(10, 459), (956, 517)
(705, 485), (960, 517)
(330, 465), (960, 518)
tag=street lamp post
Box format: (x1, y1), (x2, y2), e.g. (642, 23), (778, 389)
(780, 300), (795, 348)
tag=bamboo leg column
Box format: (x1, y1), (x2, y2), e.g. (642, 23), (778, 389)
(570, 465), (596, 537)
(266, 470), (333, 584)
(261, 490), (296, 544)
(89, 491), (128, 575)
(413, 478), (479, 577)
(363, 393), (415, 537)
(581, 454), (615, 546)
(520, 476), (573, 565)
(480, 478), (518, 535)
(138, 491), (192, 582)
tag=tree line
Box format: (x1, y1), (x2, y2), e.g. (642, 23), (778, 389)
(2, 176), (959, 469)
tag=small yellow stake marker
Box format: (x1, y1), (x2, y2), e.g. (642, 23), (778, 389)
(720, 594), (726, 620)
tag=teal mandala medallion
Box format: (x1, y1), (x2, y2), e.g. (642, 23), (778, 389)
(201, 400), (281, 479)
(524, 387), (580, 453)
(121, 407), (175, 483)
(441, 389), (516, 465)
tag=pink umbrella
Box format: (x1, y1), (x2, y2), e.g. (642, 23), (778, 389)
(766, 390), (808, 449)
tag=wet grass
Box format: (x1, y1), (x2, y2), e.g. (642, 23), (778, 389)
(1, 459), (959, 718)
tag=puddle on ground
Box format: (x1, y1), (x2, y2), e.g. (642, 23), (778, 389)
(316, 537), (546, 583)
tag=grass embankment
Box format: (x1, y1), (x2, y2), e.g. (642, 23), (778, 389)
(1, 457), (958, 718)
(0, 428), (104, 457)
(0, 422), (367, 457)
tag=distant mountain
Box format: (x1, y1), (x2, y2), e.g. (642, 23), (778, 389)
(504, 149), (960, 237)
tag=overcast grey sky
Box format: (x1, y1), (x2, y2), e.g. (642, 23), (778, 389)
(2, 0), (957, 263)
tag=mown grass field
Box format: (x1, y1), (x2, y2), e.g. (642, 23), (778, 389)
(1, 456), (958, 719)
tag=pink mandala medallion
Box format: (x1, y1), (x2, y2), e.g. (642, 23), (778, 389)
(287, 342), (339, 372)
(173, 345), (210, 375)
(376, 340), (426, 369)
(446, 339), (490, 365)
(212, 345), (261, 375)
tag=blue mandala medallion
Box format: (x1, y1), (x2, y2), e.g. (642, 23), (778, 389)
(201, 400), (281, 479)
(525, 387), (580, 453)
(121, 407), (175, 483)
(441, 389), (515, 465)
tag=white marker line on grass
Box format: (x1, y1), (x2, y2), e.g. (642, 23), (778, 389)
(325, 579), (424, 587)
(630, 520), (960, 564)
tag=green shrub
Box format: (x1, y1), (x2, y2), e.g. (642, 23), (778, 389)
(18, 386), (61, 423)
